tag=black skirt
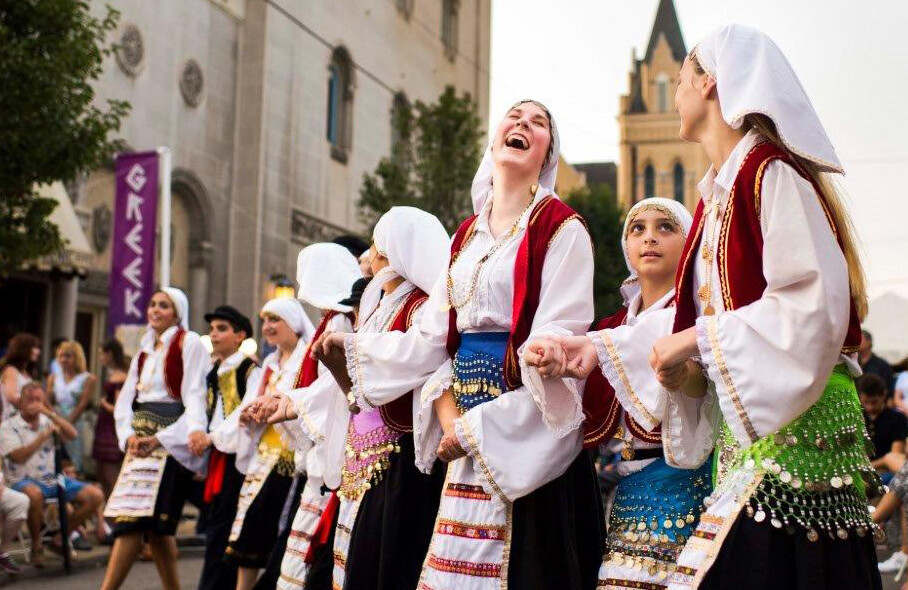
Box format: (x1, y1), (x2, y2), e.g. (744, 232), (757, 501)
(508, 449), (605, 590)
(701, 511), (883, 590)
(114, 402), (193, 537)
(199, 452), (245, 590)
(225, 467), (294, 568)
(343, 433), (447, 590)
(253, 475), (314, 590)
(113, 455), (193, 537)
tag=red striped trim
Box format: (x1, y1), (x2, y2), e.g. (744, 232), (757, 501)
(426, 554), (501, 578)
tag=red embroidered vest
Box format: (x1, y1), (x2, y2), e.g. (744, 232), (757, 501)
(582, 303), (669, 449)
(296, 310), (353, 390)
(136, 328), (186, 401)
(379, 289), (429, 433)
(445, 196), (586, 390)
(672, 142), (862, 354)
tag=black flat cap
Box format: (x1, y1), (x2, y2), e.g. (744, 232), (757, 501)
(204, 305), (254, 337)
(339, 277), (371, 307)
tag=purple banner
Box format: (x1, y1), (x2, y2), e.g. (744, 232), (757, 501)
(108, 152), (159, 334)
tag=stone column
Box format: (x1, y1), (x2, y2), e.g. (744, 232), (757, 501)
(51, 277), (79, 340)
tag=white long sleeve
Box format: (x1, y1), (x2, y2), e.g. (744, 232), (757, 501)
(113, 327), (210, 473)
(693, 161), (852, 448)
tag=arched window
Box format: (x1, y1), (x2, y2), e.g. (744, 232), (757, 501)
(390, 92), (411, 161)
(673, 162), (685, 203)
(643, 164), (655, 199)
(656, 73), (670, 113)
(327, 47), (354, 162)
(442, 0), (459, 61)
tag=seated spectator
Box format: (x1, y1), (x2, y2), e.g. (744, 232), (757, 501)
(861, 373), (908, 481)
(0, 472), (27, 574)
(860, 330), (895, 395)
(0, 382), (103, 566)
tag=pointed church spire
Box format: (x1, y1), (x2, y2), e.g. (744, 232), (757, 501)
(644, 0), (686, 63)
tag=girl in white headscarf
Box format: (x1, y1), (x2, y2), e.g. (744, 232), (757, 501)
(576, 198), (709, 588)
(241, 243), (360, 590)
(317, 100), (602, 589)
(103, 288), (209, 590)
(529, 24), (880, 590)
(224, 297), (312, 590)
(279, 206), (450, 590)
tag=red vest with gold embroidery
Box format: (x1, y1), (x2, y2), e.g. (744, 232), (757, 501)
(445, 196), (586, 390)
(672, 142), (862, 354)
(296, 310), (353, 390)
(136, 328), (186, 401)
(379, 288), (429, 433)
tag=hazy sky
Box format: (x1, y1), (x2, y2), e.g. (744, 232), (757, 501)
(490, 0), (908, 299)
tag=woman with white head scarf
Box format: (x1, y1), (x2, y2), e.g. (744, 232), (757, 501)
(103, 288), (210, 590)
(530, 25), (880, 590)
(241, 243), (360, 590)
(318, 100), (602, 588)
(576, 198), (708, 588)
(314, 206), (450, 590)
(224, 297), (314, 590)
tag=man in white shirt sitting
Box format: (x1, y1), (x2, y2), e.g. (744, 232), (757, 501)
(0, 382), (103, 566)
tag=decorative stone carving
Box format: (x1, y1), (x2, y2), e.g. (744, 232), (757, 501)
(91, 204), (113, 253)
(290, 209), (349, 245)
(180, 59), (204, 107)
(115, 24), (145, 77)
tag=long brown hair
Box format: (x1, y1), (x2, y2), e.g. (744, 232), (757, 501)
(743, 113), (868, 319)
(0, 333), (40, 378)
(687, 51), (868, 319)
(101, 338), (130, 372)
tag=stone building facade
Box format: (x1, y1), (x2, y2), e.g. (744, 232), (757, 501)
(27, 0), (491, 368)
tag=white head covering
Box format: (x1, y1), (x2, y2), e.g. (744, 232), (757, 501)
(619, 198), (693, 305)
(160, 287), (189, 330)
(261, 298), (310, 338)
(359, 207), (450, 322)
(471, 99), (561, 213)
(694, 24), (843, 173)
(296, 243), (362, 313)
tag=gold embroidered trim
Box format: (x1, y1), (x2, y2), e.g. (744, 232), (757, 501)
(718, 187), (735, 312)
(706, 317), (759, 443)
(296, 399), (323, 442)
(598, 332), (658, 427)
(499, 499), (513, 589)
(458, 418), (508, 504)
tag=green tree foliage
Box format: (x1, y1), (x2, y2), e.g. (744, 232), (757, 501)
(0, 1), (130, 275)
(358, 86), (484, 234)
(564, 184), (628, 319)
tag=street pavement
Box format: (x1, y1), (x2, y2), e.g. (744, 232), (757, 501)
(2, 550), (203, 589)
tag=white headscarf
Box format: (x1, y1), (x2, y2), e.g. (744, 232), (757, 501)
(470, 99), (562, 214)
(359, 207), (450, 322)
(694, 24), (843, 173)
(296, 243), (362, 313)
(619, 198), (693, 305)
(160, 287), (189, 330)
(261, 298), (310, 338)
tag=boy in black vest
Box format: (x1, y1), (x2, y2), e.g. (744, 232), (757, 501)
(189, 305), (260, 590)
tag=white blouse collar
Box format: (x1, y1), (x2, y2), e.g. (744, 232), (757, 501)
(697, 129), (764, 201)
(626, 289), (676, 323)
(140, 324), (181, 353)
(217, 350), (247, 375)
(473, 189), (551, 236)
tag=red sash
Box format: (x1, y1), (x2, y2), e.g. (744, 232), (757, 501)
(378, 289), (429, 433)
(445, 196), (585, 390)
(136, 328), (186, 401)
(672, 142), (861, 354)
